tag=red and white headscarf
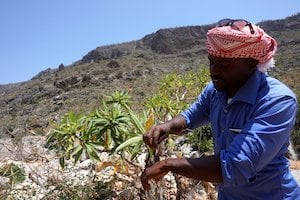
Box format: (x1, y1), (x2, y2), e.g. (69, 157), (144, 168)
(206, 23), (277, 72)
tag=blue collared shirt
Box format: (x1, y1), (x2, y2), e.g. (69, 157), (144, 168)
(181, 69), (300, 199)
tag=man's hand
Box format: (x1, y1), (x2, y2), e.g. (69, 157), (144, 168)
(143, 123), (170, 149)
(141, 156), (223, 191)
(141, 160), (169, 191)
(141, 115), (188, 191)
(143, 115), (187, 149)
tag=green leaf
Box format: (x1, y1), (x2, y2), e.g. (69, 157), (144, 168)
(93, 118), (109, 126)
(59, 156), (65, 169)
(129, 112), (145, 134)
(115, 135), (143, 152)
(89, 142), (103, 150)
(71, 145), (84, 164)
(130, 141), (143, 160)
(85, 143), (100, 162)
(73, 148), (83, 164)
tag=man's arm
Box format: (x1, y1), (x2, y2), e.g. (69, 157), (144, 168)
(141, 154), (223, 191)
(220, 96), (297, 187)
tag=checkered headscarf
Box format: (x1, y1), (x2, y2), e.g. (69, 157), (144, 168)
(206, 21), (277, 71)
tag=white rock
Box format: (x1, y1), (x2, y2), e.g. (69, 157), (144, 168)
(136, 152), (147, 168)
(77, 159), (94, 170)
(180, 143), (192, 157)
(0, 176), (10, 188)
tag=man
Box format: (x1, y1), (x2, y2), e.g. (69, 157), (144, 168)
(141, 19), (300, 199)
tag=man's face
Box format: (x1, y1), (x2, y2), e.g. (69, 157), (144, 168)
(208, 55), (258, 97)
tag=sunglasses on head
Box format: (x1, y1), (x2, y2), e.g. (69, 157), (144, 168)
(216, 18), (255, 34)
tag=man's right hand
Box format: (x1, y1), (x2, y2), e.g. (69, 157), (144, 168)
(143, 115), (187, 149)
(143, 123), (170, 149)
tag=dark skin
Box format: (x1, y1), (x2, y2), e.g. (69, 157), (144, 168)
(209, 55), (259, 97)
(141, 55), (259, 191)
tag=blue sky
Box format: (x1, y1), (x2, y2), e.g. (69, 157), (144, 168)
(0, 1), (299, 84)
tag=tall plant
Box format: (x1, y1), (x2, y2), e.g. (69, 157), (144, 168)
(116, 68), (212, 161)
(47, 90), (153, 168)
(93, 103), (131, 150)
(145, 68), (210, 121)
(47, 68), (213, 169)
(46, 112), (102, 167)
(115, 109), (155, 161)
(144, 68), (213, 154)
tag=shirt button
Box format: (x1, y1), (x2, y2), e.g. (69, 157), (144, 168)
(221, 129), (224, 133)
(224, 109), (228, 113)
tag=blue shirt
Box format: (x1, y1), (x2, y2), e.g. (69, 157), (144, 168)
(181, 69), (300, 200)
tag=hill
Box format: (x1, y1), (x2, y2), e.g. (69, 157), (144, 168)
(0, 13), (299, 144)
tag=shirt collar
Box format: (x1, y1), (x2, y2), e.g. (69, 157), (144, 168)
(230, 69), (263, 105)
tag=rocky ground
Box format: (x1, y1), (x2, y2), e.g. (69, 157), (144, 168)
(0, 135), (218, 200)
(0, 135), (299, 200)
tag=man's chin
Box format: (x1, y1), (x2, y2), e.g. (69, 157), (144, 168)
(214, 86), (226, 92)
(212, 81), (226, 91)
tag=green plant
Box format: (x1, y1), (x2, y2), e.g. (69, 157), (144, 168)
(94, 102), (131, 150)
(144, 68), (210, 121)
(104, 90), (132, 111)
(47, 90), (149, 167)
(102, 90), (156, 161)
(186, 126), (213, 154)
(47, 68), (213, 168)
(0, 163), (26, 185)
(144, 68), (213, 154)
(115, 109), (155, 160)
(117, 68), (213, 159)
(99, 91), (147, 160)
(46, 111), (102, 168)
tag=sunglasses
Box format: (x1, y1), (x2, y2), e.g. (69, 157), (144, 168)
(216, 18), (255, 34)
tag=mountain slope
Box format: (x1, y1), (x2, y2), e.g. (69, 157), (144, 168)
(0, 13), (299, 140)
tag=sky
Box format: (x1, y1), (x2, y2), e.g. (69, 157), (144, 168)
(0, 1), (299, 84)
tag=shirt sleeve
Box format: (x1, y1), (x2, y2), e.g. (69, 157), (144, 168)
(220, 96), (297, 187)
(180, 82), (214, 129)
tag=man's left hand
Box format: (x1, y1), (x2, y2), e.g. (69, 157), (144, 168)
(141, 160), (169, 191)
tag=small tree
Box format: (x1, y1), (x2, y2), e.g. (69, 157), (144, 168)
(144, 68), (213, 154)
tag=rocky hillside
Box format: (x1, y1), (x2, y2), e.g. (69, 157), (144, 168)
(0, 13), (299, 143)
